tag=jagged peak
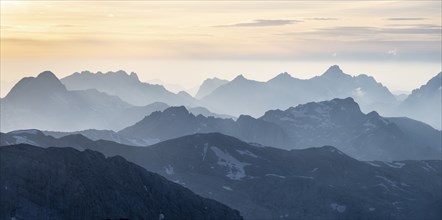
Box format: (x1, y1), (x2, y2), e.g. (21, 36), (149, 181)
(73, 70), (138, 79)
(428, 72), (442, 84)
(129, 72), (139, 80)
(76, 70), (94, 75)
(285, 97), (361, 117)
(277, 72), (291, 78)
(269, 72), (294, 82)
(233, 74), (248, 81)
(237, 114), (256, 122)
(114, 70), (127, 74)
(204, 77), (226, 82)
(163, 106), (190, 115)
(321, 65), (347, 78)
(177, 91), (193, 99)
(332, 97), (356, 104)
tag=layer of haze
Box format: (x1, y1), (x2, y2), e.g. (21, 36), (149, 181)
(1, 1), (441, 96)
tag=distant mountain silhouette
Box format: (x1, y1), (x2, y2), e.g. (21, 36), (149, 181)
(0, 144), (242, 220)
(400, 72), (442, 129)
(195, 77), (229, 99)
(61, 70), (197, 106)
(259, 97), (441, 160)
(119, 98), (441, 161)
(3, 133), (439, 220)
(43, 129), (155, 146)
(0, 71), (173, 132)
(118, 106), (291, 150)
(200, 65), (397, 117)
(0, 72), (233, 132)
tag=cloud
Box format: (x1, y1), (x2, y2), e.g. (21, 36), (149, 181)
(305, 17), (338, 21)
(386, 18), (427, 21)
(385, 24), (441, 28)
(387, 48), (398, 56)
(308, 26), (441, 36)
(214, 19), (301, 27)
(53, 24), (82, 28)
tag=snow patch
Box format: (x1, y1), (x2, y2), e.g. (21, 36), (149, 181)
(265, 174), (286, 179)
(174, 180), (186, 186)
(279, 214), (289, 218)
(376, 175), (398, 188)
(202, 144), (208, 161)
(159, 213), (165, 220)
(422, 161), (437, 173)
(222, 186), (233, 191)
(383, 161), (405, 168)
(294, 175), (314, 180)
(400, 182), (410, 187)
(12, 136), (38, 145)
(164, 165), (174, 175)
(376, 183), (390, 191)
(331, 203), (346, 213)
(365, 161), (381, 167)
(211, 146), (249, 180)
(236, 149), (258, 158)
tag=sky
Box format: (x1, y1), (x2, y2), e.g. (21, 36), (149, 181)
(1, 1), (441, 96)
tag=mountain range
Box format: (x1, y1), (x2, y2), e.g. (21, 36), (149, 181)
(399, 72), (442, 129)
(2, 66), (440, 132)
(0, 71), (231, 132)
(195, 77), (229, 99)
(61, 70), (197, 106)
(118, 98), (441, 161)
(1, 65), (440, 219)
(2, 70), (438, 160)
(0, 144), (242, 220)
(200, 65), (399, 117)
(1, 132), (440, 220)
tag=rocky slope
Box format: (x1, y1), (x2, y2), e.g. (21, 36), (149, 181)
(0, 144), (243, 220)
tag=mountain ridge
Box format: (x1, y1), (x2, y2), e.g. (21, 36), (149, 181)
(2, 133), (439, 220)
(0, 144), (243, 220)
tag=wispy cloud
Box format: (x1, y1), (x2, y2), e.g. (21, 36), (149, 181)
(386, 18), (427, 21)
(214, 19), (302, 28)
(305, 17), (338, 21)
(311, 26), (441, 36)
(386, 48), (398, 56)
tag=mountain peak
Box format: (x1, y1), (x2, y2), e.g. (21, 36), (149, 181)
(322, 65), (346, 78)
(272, 72), (293, 80)
(195, 77), (229, 99)
(233, 74), (247, 81)
(37, 71), (59, 80)
(267, 72), (302, 84)
(109, 70), (133, 78)
(129, 72), (139, 80)
(163, 106), (190, 116)
(5, 71), (66, 99)
(281, 97), (362, 121)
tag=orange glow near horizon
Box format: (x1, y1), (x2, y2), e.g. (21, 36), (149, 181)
(1, 1), (441, 95)
(1, 1), (440, 59)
